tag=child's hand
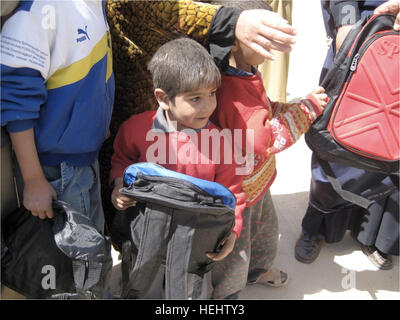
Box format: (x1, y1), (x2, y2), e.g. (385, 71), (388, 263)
(111, 178), (136, 210)
(310, 86), (329, 109)
(206, 232), (237, 261)
(23, 176), (57, 219)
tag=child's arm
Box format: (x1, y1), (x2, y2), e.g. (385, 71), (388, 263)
(10, 129), (57, 219)
(247, 86), (327, 157)
(109, 119), (140, 186)
(1, 4), (55, 218)
(2, 67), (55, 220)
(206, 140), (247, 261)
(267, 86), (327, 155)
(113, 1), (296, 67)
(216, 164), (246, 240)
(109, 118), (141, 210)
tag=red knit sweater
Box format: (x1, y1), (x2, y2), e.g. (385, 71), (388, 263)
(211, 71), (323, 206)
(110, 109), (246, 236)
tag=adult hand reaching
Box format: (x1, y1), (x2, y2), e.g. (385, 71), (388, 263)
(374, 0), (400, 30)
(235, 9), (297, 61)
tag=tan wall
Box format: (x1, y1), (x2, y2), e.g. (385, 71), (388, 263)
(259, 0), (293, 102)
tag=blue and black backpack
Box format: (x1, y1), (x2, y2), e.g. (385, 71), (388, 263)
(111, 162), (236, 299)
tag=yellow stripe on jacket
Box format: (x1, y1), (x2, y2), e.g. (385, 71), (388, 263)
(47, 32), (112, 90)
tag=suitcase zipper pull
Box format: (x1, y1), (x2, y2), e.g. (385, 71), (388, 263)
(350, 53), (360, 71)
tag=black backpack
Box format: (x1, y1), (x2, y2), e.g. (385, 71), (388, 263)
(305, 14), (400, 176)
(111, 162), (236, 299)
(1, 200), (112, 299)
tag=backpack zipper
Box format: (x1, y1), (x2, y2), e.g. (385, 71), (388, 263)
(349, 30), (397, 72)
(349, 53), (360, 71)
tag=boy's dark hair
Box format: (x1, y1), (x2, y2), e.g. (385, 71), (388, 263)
(148, 37), (221, 101)
(205, 0), (272, 11)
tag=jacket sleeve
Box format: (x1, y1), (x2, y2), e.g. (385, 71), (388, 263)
(109, 118), (140, 185)
(208, 6), (241, 71)
(245, 94), (324, 157)
(1, 4), (52, 133)
(1, 66), (47, 132)
(214, 134), (245, 237)
(264, 95), (324, 156)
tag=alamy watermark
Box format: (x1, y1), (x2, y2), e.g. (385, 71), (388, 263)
(145, 125), (255, 175)
(341, 267), (356, 290)
(41, 265), (56, 290)
(41, 5), (56, 30)
(340, 4), (357, 26)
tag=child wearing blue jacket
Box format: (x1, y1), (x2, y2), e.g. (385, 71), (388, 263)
(1, 0), (114, 231)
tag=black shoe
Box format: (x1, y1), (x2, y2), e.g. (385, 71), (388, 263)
(361, 245), (393, 270)
(295, 233), (323, 263)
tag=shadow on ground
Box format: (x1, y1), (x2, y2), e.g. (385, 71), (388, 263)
(239, 192), (400, 300)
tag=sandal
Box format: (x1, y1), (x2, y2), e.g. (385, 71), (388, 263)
(249, 268), (289, 287)
(361, 245), (392, 270)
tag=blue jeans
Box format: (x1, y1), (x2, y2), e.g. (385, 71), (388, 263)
(15, 160), (104, 233)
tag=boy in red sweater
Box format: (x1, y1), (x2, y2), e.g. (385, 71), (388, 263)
(209, 0), (328, 300)
(109, 37), (246, 262)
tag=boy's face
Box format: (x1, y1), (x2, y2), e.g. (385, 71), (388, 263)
(157, 86), (218, 131)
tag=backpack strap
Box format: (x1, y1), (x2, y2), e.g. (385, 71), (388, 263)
(320, 161), (396, 209)
(320, 161), (372, 209)
(122, 204), (173, 298)
(164, 210), (200, 300)
(122, 204), (205, 299)
(72, 260), (103, 297)
(187, 273), (204, 299)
